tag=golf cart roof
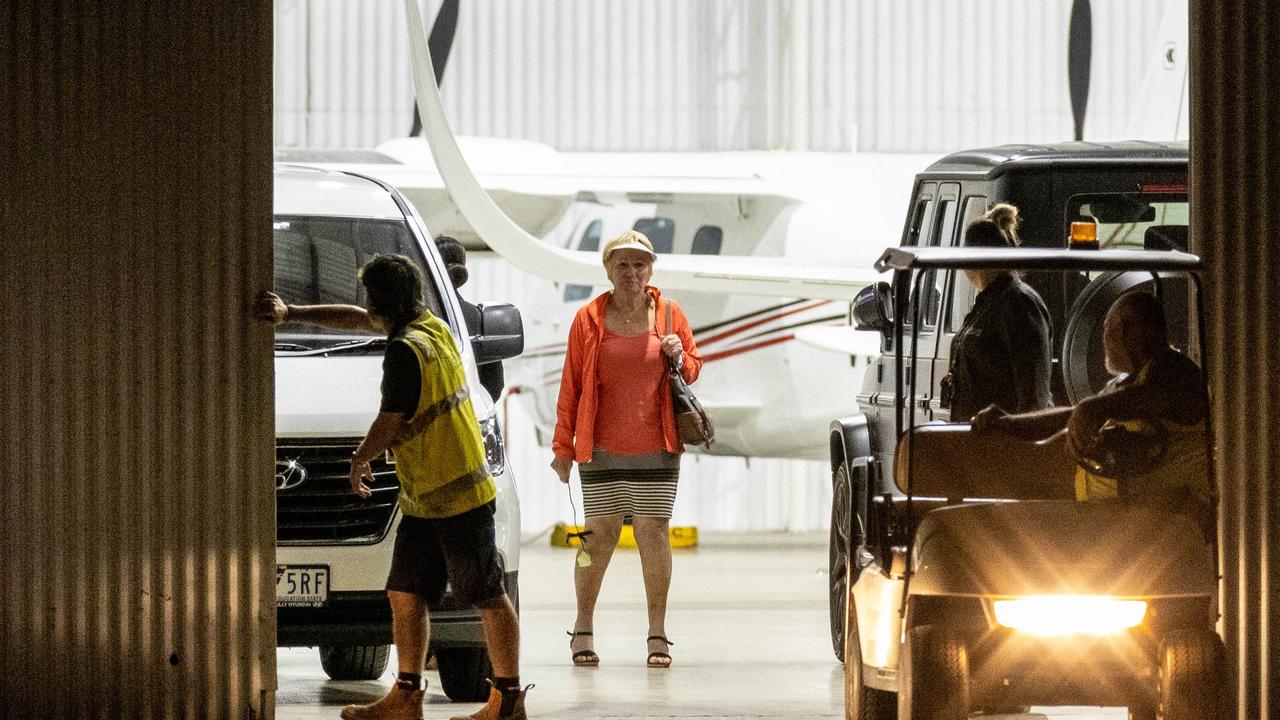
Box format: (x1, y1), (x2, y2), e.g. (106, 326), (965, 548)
(874, 246), (1203, 273)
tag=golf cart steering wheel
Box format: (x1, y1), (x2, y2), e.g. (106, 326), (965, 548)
(1073, 418), (1170, 479)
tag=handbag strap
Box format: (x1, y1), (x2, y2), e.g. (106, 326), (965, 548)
(664, 300), (683, 371)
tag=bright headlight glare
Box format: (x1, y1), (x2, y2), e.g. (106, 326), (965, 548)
(993, 595), (1147, 636)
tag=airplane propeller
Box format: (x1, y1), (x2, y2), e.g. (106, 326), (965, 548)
(410, 0), (460, 137)
(1068, 0), (1092, 141)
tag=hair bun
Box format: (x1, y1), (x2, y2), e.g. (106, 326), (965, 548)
(446, 263), (469, 288)
(985, 203), (1021, 245)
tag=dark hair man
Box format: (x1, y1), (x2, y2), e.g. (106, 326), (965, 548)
(255, 254), (529, 720)
(973, 292), (1210, 518)
(434, 236), (505, 402)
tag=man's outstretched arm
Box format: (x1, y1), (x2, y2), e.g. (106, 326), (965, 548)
(254, 291), (377, 333)
(973, 403), (1075, 441)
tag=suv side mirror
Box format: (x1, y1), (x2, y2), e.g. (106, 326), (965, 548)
(473, 303), (525, 363)
(852, 281), (893, 334)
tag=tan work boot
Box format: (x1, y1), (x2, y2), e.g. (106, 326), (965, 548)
(448, 684), (530, 720)
(340, 684), (424, 720)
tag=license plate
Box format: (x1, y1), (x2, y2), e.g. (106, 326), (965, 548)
(276, 565), (329, 607)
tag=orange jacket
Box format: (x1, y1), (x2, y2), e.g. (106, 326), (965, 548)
(553, 287), (702, 463)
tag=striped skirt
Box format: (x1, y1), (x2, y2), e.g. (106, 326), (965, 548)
(578, 449), (681, 519)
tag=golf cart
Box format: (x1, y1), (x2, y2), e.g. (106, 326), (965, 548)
(840, 246), (1222, 719)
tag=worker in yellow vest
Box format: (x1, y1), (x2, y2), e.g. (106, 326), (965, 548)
(256, 254), (529, 720)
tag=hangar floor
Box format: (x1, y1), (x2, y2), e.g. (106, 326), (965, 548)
(276, 533), (1126, 719)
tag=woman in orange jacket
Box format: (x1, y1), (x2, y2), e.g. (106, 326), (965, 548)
(551, 230), (702, 669)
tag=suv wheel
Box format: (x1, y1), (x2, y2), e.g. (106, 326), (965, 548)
(898, 625), (968, 720)
(830, 463), (852, 661)
(318, 644), (390, 681)
(436, 646), (493, 702)
(844, 595), (895, 720)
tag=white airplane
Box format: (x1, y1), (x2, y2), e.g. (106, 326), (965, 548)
(302, 136), (932, 460)
(292, 0), (1188, 461)
(280, 0), (936, 460)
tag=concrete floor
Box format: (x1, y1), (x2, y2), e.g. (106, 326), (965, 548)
(276, 533), (1126, 719)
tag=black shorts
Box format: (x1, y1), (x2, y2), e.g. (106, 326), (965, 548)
(386, 500), (506, 607)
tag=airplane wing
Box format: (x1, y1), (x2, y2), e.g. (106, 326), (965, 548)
(401, 0), (883, 302)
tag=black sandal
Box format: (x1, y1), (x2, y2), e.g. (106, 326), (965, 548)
(567, 630), (599, 666)
(646, 635), (674, 668)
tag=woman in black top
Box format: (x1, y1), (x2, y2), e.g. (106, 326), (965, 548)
(943, 204), (1053, 422)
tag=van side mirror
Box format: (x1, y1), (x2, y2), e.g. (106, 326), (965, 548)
(473, 303), (525, 363)
(852, 282), (893, 334)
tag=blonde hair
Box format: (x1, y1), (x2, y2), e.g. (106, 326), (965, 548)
(984, 203), (1021, 246)
(601, 230), (656, 266)
(964, 202), (1022, 248)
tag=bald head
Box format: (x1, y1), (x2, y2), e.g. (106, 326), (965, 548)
(1103, 292), (1169, 375)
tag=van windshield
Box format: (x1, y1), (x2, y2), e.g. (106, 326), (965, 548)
(272, 215), (446, 349)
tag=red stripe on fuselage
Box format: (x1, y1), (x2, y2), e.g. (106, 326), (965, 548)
(701, 334), (795, 363)
(696, 301), (830, 346)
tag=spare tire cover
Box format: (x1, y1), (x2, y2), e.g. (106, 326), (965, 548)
(1060, 271), (1179, 405)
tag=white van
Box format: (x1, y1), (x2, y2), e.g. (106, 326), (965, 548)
(271, 165), (523, 702)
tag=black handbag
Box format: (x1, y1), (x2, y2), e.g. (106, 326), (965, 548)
(664, 302), (714, 448)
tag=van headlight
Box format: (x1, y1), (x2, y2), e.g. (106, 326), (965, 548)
(479, 416), (506, 477)
(992, 595), (1147, 636)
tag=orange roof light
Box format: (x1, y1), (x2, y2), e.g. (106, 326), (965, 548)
(1069, 221), (1098, 250)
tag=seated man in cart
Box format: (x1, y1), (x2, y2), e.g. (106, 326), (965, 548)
(972, 292), (1211, 527)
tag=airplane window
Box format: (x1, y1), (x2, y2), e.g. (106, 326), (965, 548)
(691, 226), (723, 255)
(564, 220), (603, 302)
(578, 219), (603, 253)
(632, 217), (675, 254)
(272, 215), (444, 339)
(563, 284), (593, 302)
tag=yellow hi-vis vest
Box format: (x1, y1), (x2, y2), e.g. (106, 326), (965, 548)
(1075, 356), (1209, 506)
(390, 310), (495, 519)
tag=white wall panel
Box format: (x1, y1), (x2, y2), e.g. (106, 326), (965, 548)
(275, 0), (1178, 152)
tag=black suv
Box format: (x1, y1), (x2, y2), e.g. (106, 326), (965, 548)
(825, 141), (1190, 662)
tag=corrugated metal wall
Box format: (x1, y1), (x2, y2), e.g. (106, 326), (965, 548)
(275, 0), (1174, 152)
(1, 3), (276, 719)
(1191, 0), (1280, 716)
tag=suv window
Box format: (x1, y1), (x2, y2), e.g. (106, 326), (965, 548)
(896, 188), (934, 341)
(1067, 192), (1189, 251)
(945, 196), (991, 332)
(1063, 191), (1189, 317)
(273, 215), (445, 341)
(909, 194), (956, 331)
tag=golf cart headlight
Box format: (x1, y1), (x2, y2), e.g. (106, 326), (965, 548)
(993, 595), (1147, 636)
(479, 416), (506, 477)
